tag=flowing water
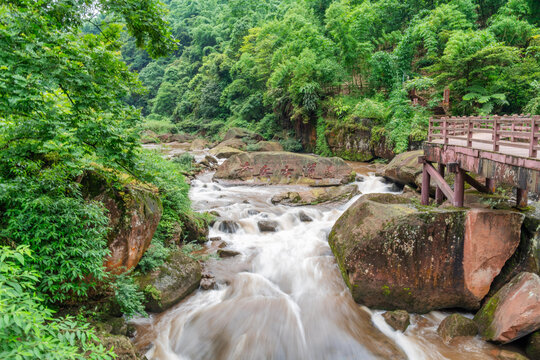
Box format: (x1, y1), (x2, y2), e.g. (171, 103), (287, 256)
(134, 151), (510, 360)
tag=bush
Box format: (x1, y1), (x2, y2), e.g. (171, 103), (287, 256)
(143, 116), (178, 134)
(136, 239), (172, 273)
(112, 273), (146, 319)
(279, 138), (303, 152)
(0, 246), (114, 360)
(0, 185), (110, 303)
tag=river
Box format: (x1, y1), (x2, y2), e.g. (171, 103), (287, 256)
(134, 150), (508, 360)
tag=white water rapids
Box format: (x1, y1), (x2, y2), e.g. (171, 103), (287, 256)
(134, 158), (509, 360)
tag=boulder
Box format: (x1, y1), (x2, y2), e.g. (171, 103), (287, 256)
(200, 276), (216, 290)
(209, 146), (244, 159)
(170, 133), (194, 142)
(214, 152), (354, 186)
(298, 211), (313, 222)
(378, 150), (423, 188)
(271, 184), (359, 206)
(489, 213), (540, 296)
(325, 119), (395, 161)
(382, 310), (410, 332)
(257, 220), (279, 232)
(97, 333), (142, 360)
(217, 138), (246, 150)
(437, 314), (478, 343)
(223, 127), (263, 142)
(190, 138), (210, 150)
(137, 250), (201, 313)
(474, 272), (540, 343)
(526, 330), (540, 359)
(218, 249), (241, 258)
(218, 220), (239, 234)
(81, 171), (162, 274)
(328, 193), (523, 312)
(253, 141), (284, 152)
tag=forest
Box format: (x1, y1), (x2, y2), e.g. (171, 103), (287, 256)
(0, 0), (539, 358)
(126, 0), (540, 153)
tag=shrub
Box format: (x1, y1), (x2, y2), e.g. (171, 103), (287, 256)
(112, 273), (146, 319)
(280, 138), (303, 152)
(0, 246), (114, 360)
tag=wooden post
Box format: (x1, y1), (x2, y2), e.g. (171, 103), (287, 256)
(435, 164), (445, 204)
(443, 117), (448, 145)
(485, 178), (496, 194)
(428, 118), (432, 142)
(467, 118), (472, 147)
(493, 116), (500, 152)
(529, 116), (538, 158)
(454, 168), (465, 207)
(421, 162), (431, 205)
(517, 188), (528, 208)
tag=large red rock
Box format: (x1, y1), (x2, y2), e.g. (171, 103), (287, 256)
(214, 152), (354, 186)
(82, 171), (162, 274)
(328, 194), (523, 312)
(475, 272), (540, 343)
(463, 209), (523, 299)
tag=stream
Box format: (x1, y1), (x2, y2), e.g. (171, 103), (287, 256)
(134, 150), (508, 360)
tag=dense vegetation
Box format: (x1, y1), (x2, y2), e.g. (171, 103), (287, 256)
(0, 0), (196, 357)
(126, 0), (540, 152)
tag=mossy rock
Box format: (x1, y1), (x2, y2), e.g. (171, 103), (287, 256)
(136, 250), (201, 313)
(526, 330), (540, 359)
(437, 314), (478, 343)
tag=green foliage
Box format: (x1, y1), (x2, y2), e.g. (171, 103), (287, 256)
(136, 151), (191, 245)
(315, 118), (333, 156)
(112, 273), (146, 319)
(279, 138), (304, 152)
(0, 246), (114, 359)
(137, 239), (172, 273)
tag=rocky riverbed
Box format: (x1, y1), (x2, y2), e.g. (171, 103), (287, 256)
(125, 131), (539, 359)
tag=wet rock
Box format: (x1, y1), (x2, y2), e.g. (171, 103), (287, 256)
(258, 220), (279, 232)
(382, 310), (410, 332)
(223, 127), (263, 142)
(298, 211), (313, 222)
(247, 209), (260, 216)
(378, 150), (423, 188)
(200, 277), (217, 290)
(209, 210), (220, 217)
(205, 155), (218, 165)
(271, 184), (359, 206)
(526, 330), (540, 359)
(218, 249), (241, 258)
(81, 170), (162, 274)
(209, 146), (244, 159)
(136, 250), (201, 313)
(474, 272), (540, 343)
(437, 314), (478, 343)
(218, 220), (239, 234)
(328, 193), (524, 312)
(214, 152), (354, 186)
(490, 350), (529, 360)
(190, 138), (209, 150)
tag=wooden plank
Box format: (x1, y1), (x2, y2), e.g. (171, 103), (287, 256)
(425, 163), (455, 203)
(421, 163), (431, 205)
(464, 173), (491, 193)
(436, 164), (446, 204)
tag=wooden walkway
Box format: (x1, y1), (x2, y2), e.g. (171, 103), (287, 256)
(421, 115), (540, 207)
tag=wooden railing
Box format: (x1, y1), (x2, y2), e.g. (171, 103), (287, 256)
(428, 114), (540, 158)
